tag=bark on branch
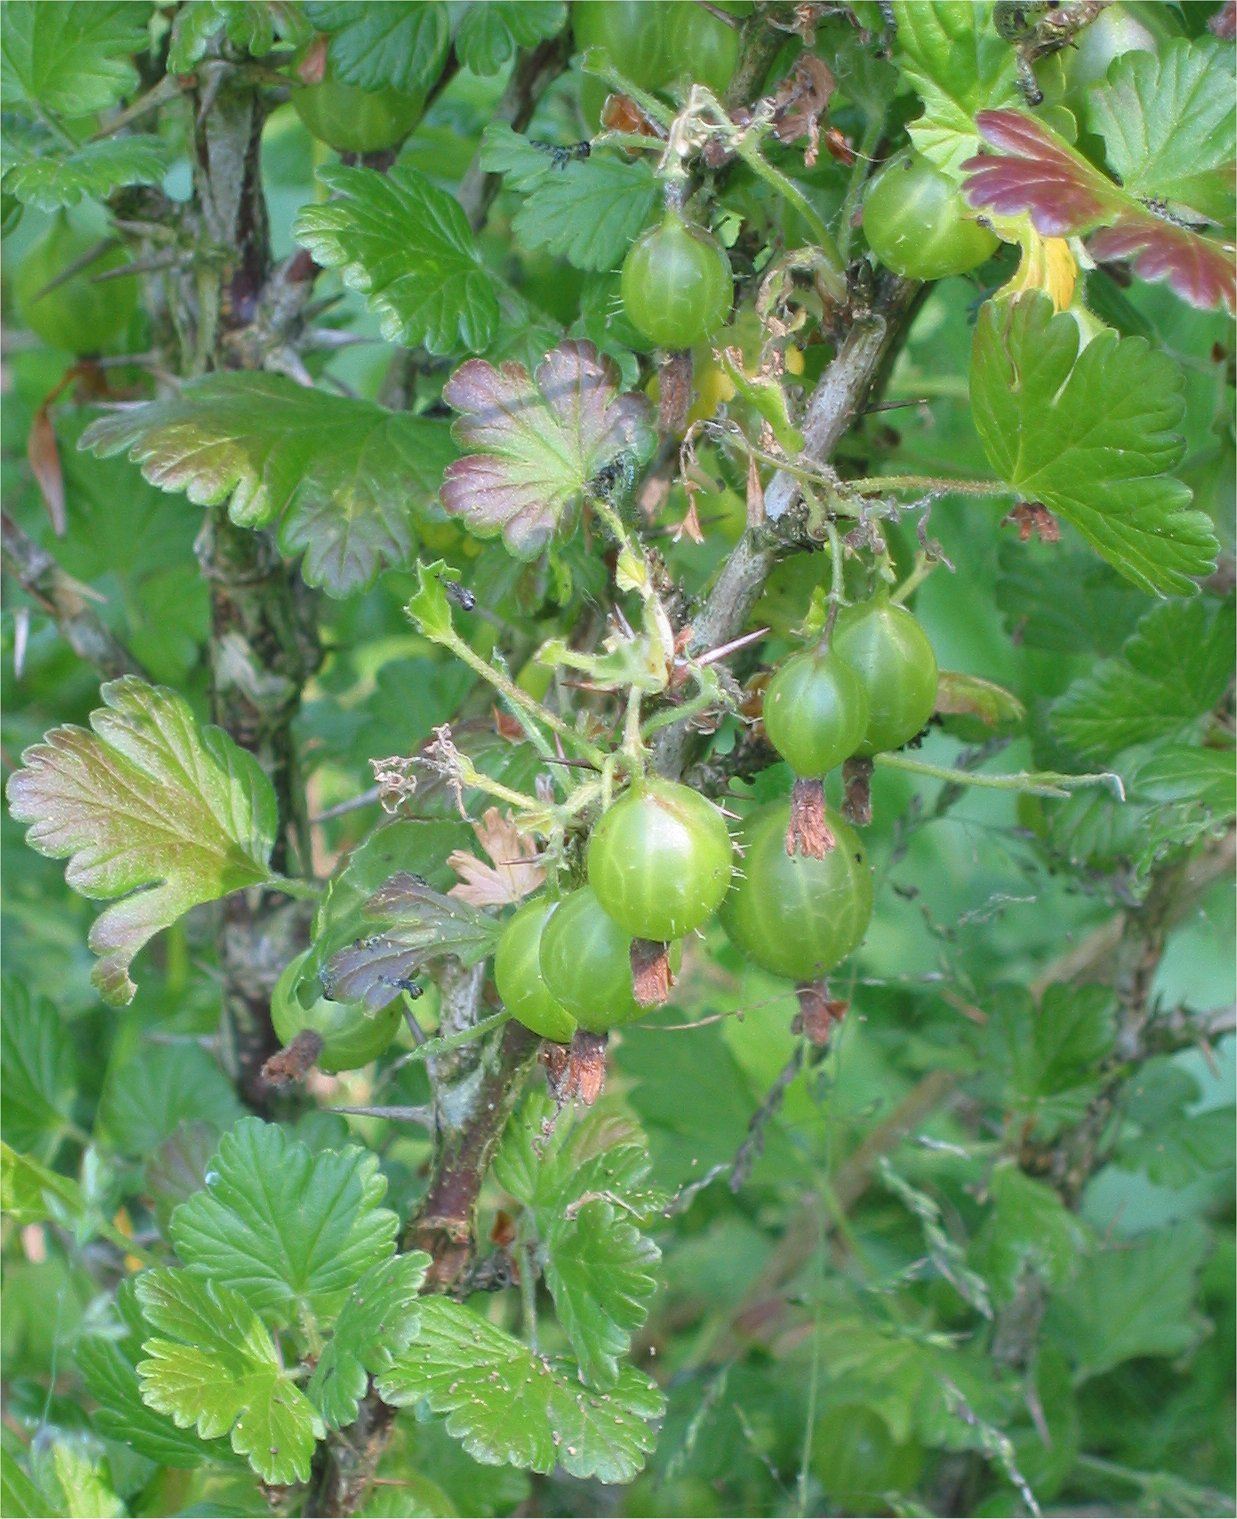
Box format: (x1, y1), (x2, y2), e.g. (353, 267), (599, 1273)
(652, 274), (924, 780)
(2, 511), (143, 682)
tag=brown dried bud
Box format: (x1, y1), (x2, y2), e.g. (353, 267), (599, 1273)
(542, 1030), (608, 1106)
(793, 982), (849, 1046)
(631, 938), (675, 1006)
(261, 1029), (323, 1088)
(842, 756), (873, 826)
(785, 777), (836, 859)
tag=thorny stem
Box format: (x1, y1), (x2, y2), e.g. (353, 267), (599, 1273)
(845, 472), (1010, 498)
(874, 751), (1124, 801)
(652, 273), (925, 780)
(437, 624), (609, 770)
(1, 512), (144, 682)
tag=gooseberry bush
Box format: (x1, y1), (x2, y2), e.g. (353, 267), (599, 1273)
(2, 3), (1235, 1516)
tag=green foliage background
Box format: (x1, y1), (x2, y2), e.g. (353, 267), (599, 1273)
(1, 2), (1234, 1516)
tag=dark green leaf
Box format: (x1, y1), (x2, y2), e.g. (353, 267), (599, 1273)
(1051, 599), (1235, 761)
(971, 294), (1218, 594)
(0, 979), (77, 1160)
(305, 1), (451, 94)
(454, 3), (566, 76)
(294, 164), (499, 355)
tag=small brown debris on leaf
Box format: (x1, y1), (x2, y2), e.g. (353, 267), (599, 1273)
(770, 55), (836, 158)
(793, 982), (849, 1046)
(1004, 501), (1061, 543)
(542, 1030), (608, 1105)
(261, 1029), (323, 1088)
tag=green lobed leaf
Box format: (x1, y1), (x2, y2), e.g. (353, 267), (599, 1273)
(1051, 598), (1235, 762)
(1045, 1222), (1211, 1380)
(496, 1096), (661, 1388)
(145, 1121), (221, 1240)
(972, 1162), (1086, 1304)
(27, 1433), (123, 1519)
(0, 1449), (53, 1519)
(0, 2), (148, 118)
(76, 1337), (233, 1469)
(308, 1253), (430, 1429)
(6, 677), (277, 1005)
(889, 0), (1020, 175)
(294, 164), (499, 355)
(995, 542), (1144, 656)
(96, 1044), (242, 1158)
(2, 134), (171, 212)
(545, 1202), (661, 1389)
(80, 374), (457, 596)
(1086, 38), (1236, 226)
(439, 339), (653, 558)
(983, 983), (1115, 1138)
(305, 0), (451, 94)
(134, 1267), (325, 1485)
(378, 1297), (664, 1483)
(166, 0), (281, 73)
(1116, 1061), (1236, 1188)
(476, 126), (663, 274)
(454, 3), (566, 76)
(970, 293), (1218, 595)
(0, 1142), (84, 1228)
(0, 979), (78, 1160)
(169, 1117), (399, 1330)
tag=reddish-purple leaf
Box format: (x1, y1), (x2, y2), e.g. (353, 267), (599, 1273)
(962, 110), (1119, 234)
(440, 339), (653, 559)
(1088, 219), (1236, 315)
(964, 109), (1236, 314)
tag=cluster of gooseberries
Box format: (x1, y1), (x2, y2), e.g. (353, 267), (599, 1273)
(270, 597), (937, 1070)
(496, 594), (938, 1044)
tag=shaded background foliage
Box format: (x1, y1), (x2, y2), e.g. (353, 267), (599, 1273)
(1, 2), (1234, 1517)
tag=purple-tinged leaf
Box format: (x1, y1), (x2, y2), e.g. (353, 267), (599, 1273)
(962, 110), (1119, 233)
(323, 873), (501, 1012)
(439, 339), (654, 559)
(80, 374), (457, 596)
(5, 677), (276, 1004)
(1087, 220), (1236, 315)
(964, 110), (1237, 313)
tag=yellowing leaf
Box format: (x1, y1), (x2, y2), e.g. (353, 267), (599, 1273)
(6, 678), (276, 1005)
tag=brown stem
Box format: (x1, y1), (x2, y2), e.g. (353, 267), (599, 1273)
(307, 966), (539, 1516)
(1, 512), (143, 681)
(651, 275), (924, 780)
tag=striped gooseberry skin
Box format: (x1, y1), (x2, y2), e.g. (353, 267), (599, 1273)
(494, 897), (577, 1044)
(830, 598), (938, 757)
(587, 778), (734, 941)
(721, 801), (873, 982)
(762, 647), (869, 777)
(538, 886), (650, 1033)
(620, 213), (733, 350)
